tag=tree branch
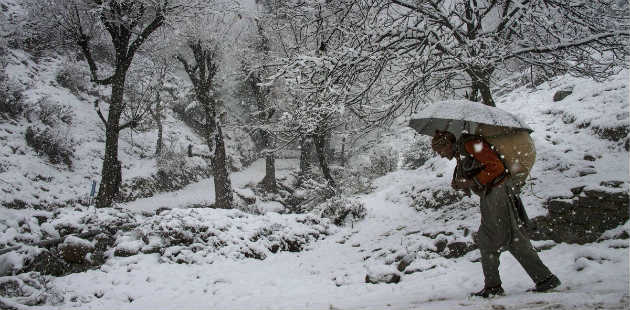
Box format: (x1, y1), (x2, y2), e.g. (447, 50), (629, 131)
(118, 120), (137, 132)
(94, 100), (108, 127)
(506, 31), (630, 59)
(126, 10), (165, 67)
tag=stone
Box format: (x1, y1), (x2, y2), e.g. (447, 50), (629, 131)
(593, 126), (629, 142)
(434, 239), (447, 253)
(527, 190), (629, 244)
(396, 254), (416, 272)
(600, 180), (624, 188)
(365, 273), (401, 284)
(570, 186), (585, 195)
(444, 242), (477, 258)
(553, 89), (573, 102)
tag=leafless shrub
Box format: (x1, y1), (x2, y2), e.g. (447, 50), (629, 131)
(0, 70), (25, 119)
(32, 97), (73, 126)
(25, 126), (73, 167)
(314, 196), (366, 226)
(55, 62), (90, 95)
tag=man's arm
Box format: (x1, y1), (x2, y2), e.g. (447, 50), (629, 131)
(463, 139), (505, 186)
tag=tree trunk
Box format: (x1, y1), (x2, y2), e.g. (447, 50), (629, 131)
(155, 121), (163, 156)
(95, 77), (124, 208)
(213, 123), (233, 209)
(299, 135), (313, 176)
(261, 129), (277, 192)
(314, 132), (336, 188)
(467, 68), (496, 107)
(154, 94), (163, 156)
(262, 154), (277, 192)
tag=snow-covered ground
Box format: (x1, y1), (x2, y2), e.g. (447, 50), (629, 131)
(43, 167), (629, 310)
(3, 70), (622, 309)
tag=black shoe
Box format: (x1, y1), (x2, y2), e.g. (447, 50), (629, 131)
(471, 286), (504, 298)
(531, 275), (561, 292)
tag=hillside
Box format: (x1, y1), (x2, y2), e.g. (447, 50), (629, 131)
(0, 48), (257, 210)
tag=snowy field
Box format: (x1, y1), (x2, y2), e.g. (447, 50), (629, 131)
(2, 70), (626, 309)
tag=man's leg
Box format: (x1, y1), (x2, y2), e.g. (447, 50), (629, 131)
(479, 240), (502, 288)
(476, 185), (512, 289)
(508, 229), (555, 285)
(472, 228), (505, 297)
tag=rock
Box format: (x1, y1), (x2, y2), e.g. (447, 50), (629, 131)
(570, 186), (585, 195)
(600, 180), (624, 188)
(583, 155), (596, 161)
(593, 126), (629, 142)
(114, 240), (144, 257)
(553, 88), (573, 102)
(528, 190), (629, 244)
(578, 168), (597, 177)
(365, 265), (401, 284)
(396, 253), (416, 272)
(365, 273), (401, 284)
(444, 242), (477, 258)
(434, 239), (447, 253)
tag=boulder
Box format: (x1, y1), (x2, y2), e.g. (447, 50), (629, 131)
(553, 87), (573, 102)
(528, 190), (629, 244)
(396, 253), (416, 272)
(365, 265), (401, 284)
(365, 273), (401, 284)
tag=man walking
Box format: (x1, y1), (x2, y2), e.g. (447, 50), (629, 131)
(431, 130), (560, 297)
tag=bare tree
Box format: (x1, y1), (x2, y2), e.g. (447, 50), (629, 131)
(265, 0), (629, 132)
(26, 0), (204, 207)
(239, 10), (279, 192)
(175, 10), (238, 209)
(261, 0), (358, 188)
(132, 53), (180, 157)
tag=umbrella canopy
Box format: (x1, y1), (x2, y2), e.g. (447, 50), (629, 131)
(409, 99), (533, 138)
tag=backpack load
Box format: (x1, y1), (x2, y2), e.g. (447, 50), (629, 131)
(475, 124), (536, 187)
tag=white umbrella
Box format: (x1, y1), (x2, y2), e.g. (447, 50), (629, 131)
(409, 99), (533, 138)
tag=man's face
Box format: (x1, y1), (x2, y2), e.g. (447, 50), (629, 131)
(432, 135), (454, 160)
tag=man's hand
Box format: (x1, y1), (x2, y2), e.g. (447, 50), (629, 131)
(451, 177), (474, 197)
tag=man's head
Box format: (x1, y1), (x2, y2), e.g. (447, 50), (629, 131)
(431, 130), (456, 159)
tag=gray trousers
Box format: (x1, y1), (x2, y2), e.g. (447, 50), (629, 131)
(477, 179), (552, 288)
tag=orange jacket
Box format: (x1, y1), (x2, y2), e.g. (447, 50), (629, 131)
(462, 138), (505, 186)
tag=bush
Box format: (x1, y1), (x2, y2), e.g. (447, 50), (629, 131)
(28, 97), (73, 126)
(156, 146), (189, 176)
(55, 62), (90, 95)
(25, 126), (73, 167)
(314, 196), (367, 226)
(401, 138), (434, 169)
(0, 71), (25, 119)
(331, 166), (375, 195)
(368, 145), (400, 177)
